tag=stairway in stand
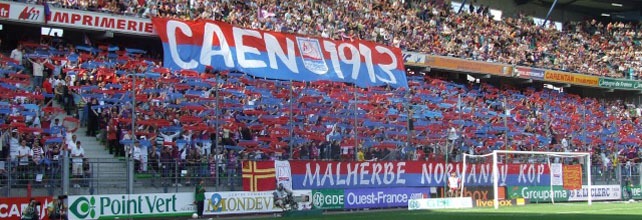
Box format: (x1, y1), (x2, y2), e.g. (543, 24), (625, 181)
(49, 101), (128, 194)
(70, 126), (130, 195)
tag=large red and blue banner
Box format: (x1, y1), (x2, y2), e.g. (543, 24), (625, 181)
(151, 17), (408, 88)
(252, 161), (551, 190)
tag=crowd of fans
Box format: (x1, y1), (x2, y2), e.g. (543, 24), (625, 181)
(0, 36), (641, 187)
(1, 0), (642, 187)
(17, 0), (642, 79)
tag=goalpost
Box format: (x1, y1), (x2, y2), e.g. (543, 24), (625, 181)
(462, 150), (592, 209)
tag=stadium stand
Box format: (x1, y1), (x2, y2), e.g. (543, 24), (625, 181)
(26, 0), (642, 79)
(1, 40), (639, 186)
(0, 0), (639, 194)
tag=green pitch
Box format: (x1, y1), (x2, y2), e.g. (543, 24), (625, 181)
(253, 202), (642, 220)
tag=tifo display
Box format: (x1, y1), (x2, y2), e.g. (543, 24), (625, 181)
(1, 0), (642, 219)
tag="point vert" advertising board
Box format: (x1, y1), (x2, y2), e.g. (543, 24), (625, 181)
(68, 193), (195, 220)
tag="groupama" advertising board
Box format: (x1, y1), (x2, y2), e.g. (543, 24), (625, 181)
(507, 185), (621, 202)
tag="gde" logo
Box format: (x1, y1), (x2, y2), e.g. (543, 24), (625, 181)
(312, 192), (343, 208)
(0, 4), (9, 18)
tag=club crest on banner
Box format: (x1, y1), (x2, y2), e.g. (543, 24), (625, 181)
(152, 18), (409, 88)
(296, 37), (328, 75)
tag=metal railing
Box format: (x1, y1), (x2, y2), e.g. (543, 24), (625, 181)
(127, 158), (243, 194)
(1, 158), (64, 197)
(2, 155), (641, 199)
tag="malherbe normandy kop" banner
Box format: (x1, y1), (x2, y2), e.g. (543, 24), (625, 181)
(244, 161), (554, 190)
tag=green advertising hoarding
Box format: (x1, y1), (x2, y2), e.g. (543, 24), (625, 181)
(312, 189), (345, 210)
(599, 78), (641, 90)
(624, 185), (642, 200)
(507, 186), (569, 203)
(68, 193), (194, 220)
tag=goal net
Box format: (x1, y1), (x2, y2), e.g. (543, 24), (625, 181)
(461, 150), (592, 209)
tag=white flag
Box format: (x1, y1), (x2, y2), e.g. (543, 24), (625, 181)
(275, 160), (293, 190)
(551, 163), (563, 186)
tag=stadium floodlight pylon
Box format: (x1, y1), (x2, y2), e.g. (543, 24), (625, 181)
(462, 150), (592, 209)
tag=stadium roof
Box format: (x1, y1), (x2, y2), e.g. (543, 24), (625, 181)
(537, 0), (642, 21)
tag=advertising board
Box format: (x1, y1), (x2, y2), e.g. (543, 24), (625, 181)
(436, 186), (506, 200)
(312, 189), (345, 210)
(425, 55), (512, 76)
(472, 199), (526, 208)
(0, 196), (52, 220)
(544, 70), (599, 87)
(514, 66), (544, 80)
(408, 197), (473, 210)
(507, 185), (621, 203)
(599, 78), (642, 90)
(344, 187), (429, 209)
(0, 2), (154, 35)
(204, 190), (312, 215)
(567, 185), (620, 201)
(68, 193), (194, 220)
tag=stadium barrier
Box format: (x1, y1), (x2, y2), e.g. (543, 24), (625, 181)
(472, 198), (527, 208)
(311, 189), (345, 210)
(625, 185), (642, 200)
(4, 158), (636, 197)
(2, 155), (635, 214)
(436, 186), (506, 200)
(253, 160), (558, 190)
(506, 185), (622, 203)
(65, 190), (314, 219)
(0, 158), (64, 198)
(67, 192), (195, 220)
(56, 185), (630, 220)
(408, 197), (473, 210)
(76, 158), (244, 195)
(204, 190), (312, 215)
(36, 160), (642, 219)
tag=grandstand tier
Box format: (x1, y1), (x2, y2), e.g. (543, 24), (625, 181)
(0, 2), (641, 220)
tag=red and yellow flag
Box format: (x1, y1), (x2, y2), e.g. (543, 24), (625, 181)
(242, 161), (276, 191)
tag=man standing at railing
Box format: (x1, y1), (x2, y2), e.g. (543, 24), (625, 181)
(131, 141), (142, 173)
(70, 141), (84, 188)
(17, 140), (31, 185)
(226, 150), (237, 187)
